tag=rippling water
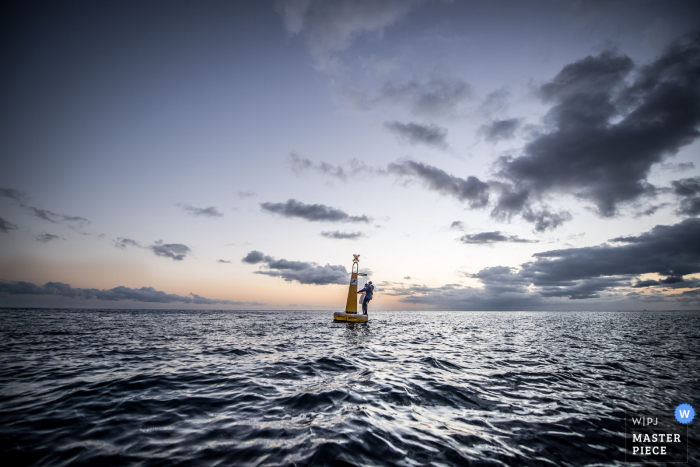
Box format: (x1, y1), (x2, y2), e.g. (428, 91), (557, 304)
(1, 309), (698, 466)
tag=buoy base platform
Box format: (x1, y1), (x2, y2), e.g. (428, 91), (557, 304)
(333, 312), (368, 323)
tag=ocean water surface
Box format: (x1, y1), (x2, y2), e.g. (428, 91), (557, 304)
(0, 309), (698, 466)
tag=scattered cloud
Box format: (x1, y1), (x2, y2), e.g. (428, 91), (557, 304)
(288, 153), (371, 181)
(150, 241), (191, 261)
(480, 118), (520, 142)
(275, 0), (425, 71)
(25, 206), (90, 225)
(0, 216), (18, 233)
(349, 77), (472, 116)
(478, 88), (510, 117)
(459, 231), (538, 244)
(367, 34), (700, 230)
(384, 121), (448, 149)
(320, 230), (363, 240)
(241, 250), (348, 285)
(260, 198), (371, 223)
(114, 237), (141, 249)
(238, 190), (257, 199)
(36, 233), (62, 243)
(178, 204), (223, 217)
(388, 160), (489, 208)
(0, 188), (28, 202)
(671, 176), (700, 216)
(217, 259), (231, 263)
(0, 280), (263, 305)
(449, 221), (465, 230)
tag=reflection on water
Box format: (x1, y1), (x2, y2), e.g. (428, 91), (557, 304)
(0, 309), (698, 466)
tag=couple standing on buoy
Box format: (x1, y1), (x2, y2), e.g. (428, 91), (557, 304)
(357, 281), (374, 315)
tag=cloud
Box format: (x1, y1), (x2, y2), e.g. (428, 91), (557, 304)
(496, 33), (700, 217)
(480, 118), (520, 142)
(0, 280), (263, 305)
(478, 88), (510, 117)
(521, 207), (572, 232)
(150, 241), (191, 261)
(449, 221), (465, 230)
(275, 0), (424, 71)
(242, 250), (267, 264)
(288, 153), (371, 182)
(387, 160), (489, 208)
(459, 231), (538, 244)
(383, 218), (700, 308)
(36, 233), (61, 243)
(114, 237), (141, 249)
(178, 204), (223, 218)
(216, 259), (231, 264)
(238, 190), (257, 199)
(384, 121), (448, 149)
(241, 250), (348, 285)
(260, 198), (371, 223)
(25, 206), (89, 225)
(349, 77), (472, 116)
(521, 218), (700, 298)
(0, 216), (18, 233)
(671, 176), (700, 216)
(0, 188), (89, 228)
(0, 188), (28, 202)
(320, 230), (363, 240)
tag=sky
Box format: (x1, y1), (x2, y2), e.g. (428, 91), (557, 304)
(1, 0), (699, 311)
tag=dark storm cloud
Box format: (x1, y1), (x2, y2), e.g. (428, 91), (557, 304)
(178, 204), (223, 218)
(260, 199), (371, 223)
(0, 280), (262, 305)
(150, 241), (191, 261)
(520, 218), (700, 298)
(459, 231), (537, 244)
(384, 121), (448, 149)
(497, 33), (700, 217)
(114, 237), (140, 249)
(671, 176), (700, 216)
(241, 250), (348, 285)
(350, 77), (472, 116)
(0, 188), (28, 202)
(537, 276), (630, 300)
(481, 118), (520, 142)
(36, 233), (61, 243)
(0, 216), (18, 232)
(383, 219), (700, 308)
(387, 161), (489, 208)
(320, 230), (363, 240)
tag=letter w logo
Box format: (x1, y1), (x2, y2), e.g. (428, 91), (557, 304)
(680, 410), (690, 418)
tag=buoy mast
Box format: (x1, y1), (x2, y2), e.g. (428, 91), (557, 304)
(345, 254), (367, 313)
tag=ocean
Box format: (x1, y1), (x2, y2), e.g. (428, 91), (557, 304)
(0, 309), (698, 466)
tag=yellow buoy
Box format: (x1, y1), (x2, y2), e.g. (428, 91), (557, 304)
(333, 254), (368, 322)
